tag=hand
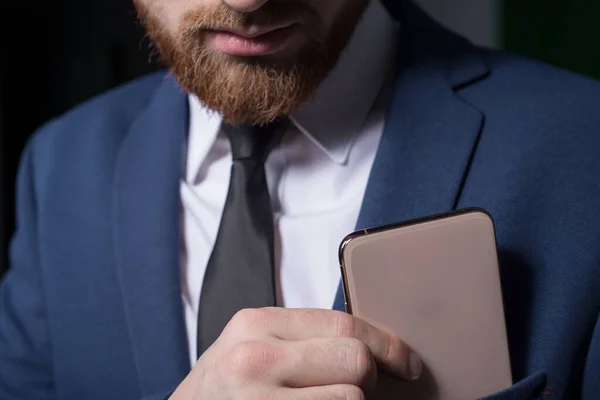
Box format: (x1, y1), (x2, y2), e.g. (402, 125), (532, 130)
(171, 308), (422, 400)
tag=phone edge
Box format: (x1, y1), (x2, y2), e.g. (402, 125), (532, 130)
(338, 207), (494, 315)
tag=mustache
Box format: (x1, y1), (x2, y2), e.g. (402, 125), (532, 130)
(179, 0), (322, 34)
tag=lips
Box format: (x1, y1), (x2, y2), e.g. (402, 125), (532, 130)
(205, 24), (298, 57)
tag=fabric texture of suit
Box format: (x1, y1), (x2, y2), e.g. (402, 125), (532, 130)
(1, 2), (599, 399)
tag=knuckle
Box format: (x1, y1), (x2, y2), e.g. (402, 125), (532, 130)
(340, 385), (366, 400)
(333, 312), (358, 338)
(226, 341), (281, 379)
(344, 339), (375, 385)
(228, 308), (269, 332)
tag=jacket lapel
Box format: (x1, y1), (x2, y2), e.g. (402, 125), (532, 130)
(113, 75), (191, 395)
(333, 2), (490, 311)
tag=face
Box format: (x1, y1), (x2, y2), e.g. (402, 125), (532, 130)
(134, 0), (370, 125)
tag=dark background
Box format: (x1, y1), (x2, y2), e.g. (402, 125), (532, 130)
(1, 0), (599, 276)
(505, 0), (600, 80)
(0, 0), (160, 276)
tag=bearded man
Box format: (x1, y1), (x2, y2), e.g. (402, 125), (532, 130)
(1, 0), (599, 399)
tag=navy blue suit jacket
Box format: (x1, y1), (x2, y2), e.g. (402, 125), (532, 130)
(1, 3), (599, 399)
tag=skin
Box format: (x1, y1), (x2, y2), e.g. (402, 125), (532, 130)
(171, 309), (421, 399)
(133, 1), (422, 398)
(140, 0), (347, 44)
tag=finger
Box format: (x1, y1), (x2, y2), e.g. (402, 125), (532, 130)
(228, 308), (421, 380)
(275, 384), (365, 400)
(273, 338), (377, 392)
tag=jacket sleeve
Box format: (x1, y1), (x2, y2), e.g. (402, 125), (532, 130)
(0, 142), (59, 400)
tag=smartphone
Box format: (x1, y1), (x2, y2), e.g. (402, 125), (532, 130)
(339, 208), (512, 400)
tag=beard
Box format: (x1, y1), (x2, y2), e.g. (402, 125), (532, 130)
(134, 0), (369, 125)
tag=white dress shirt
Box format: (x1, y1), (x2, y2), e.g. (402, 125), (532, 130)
(180, 0), (398, 366)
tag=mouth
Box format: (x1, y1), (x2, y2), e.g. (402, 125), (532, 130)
(205, 23), (299, 57)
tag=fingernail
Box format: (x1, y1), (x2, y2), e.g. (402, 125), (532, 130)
(409, 352), (422, 380)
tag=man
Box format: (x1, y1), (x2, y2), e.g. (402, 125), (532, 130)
(0, 0), (599, 398)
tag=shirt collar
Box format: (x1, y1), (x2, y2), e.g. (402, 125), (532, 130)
(290, 0), (399, 165)
(185, 0), (398, 182)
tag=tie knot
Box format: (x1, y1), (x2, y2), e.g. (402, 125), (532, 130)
(222, 119), (286, 162)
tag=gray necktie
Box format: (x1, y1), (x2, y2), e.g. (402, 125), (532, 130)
(196, 120), (284, 358)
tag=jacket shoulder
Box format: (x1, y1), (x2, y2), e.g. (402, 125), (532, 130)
(479, 49), (600, 110)
(465, 50), (600, 142)
(22, 71), (174, 193)
(29, 71), (170, 154)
